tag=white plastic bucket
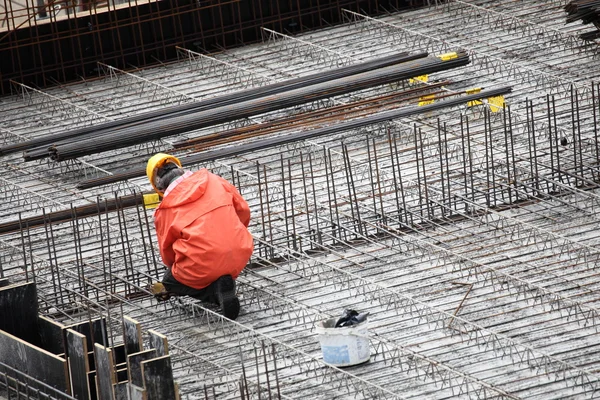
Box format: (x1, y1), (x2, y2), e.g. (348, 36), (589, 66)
(315, 317), (370, 367)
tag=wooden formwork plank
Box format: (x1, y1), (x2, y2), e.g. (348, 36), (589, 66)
(0, 282), (39, 346)
(141, 355), (177, 400)
(38, 315), (65, 355)
(65, 317), (109, 349)
(94, 343), (116, 400)
(123, 316), (143, 356)
(66, 328), (91, 400)
(114, 381), (128, 400)
(147, 329), (169, 357)
(0, 328), (70, 393)
(127, 349), (156, 387)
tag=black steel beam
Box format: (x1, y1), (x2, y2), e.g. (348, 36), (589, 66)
(46, 52), (471, 161)
(0, 193), (146, 235)
(2, 51), (425, 157)
(76, 86), (511, 190)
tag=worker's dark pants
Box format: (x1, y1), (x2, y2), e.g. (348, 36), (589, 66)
(161, 269), (218, 304)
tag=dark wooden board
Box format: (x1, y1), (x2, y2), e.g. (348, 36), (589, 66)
(0, 282), (39, 345)
(147, 330), (169, 357)
(65, 317), (108, 350)
(141, 355), (177, 400)
(66, 328), (90, 400)
(123, 316), (143, 357)
(92, 318), (109, 347)
(38, 315), (65, 355)
(0, 328), (69, 393)
(94, 343), (115, 400)
(127, 349), (156, 387)
(113, 382), (129, 400)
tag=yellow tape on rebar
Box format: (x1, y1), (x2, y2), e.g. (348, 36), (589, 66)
(488, 95), (506, 113)
(438, 52), (458, 61)
(466, 88), (482, 107)
(418, 94), (435, 106)
(143, 193), (161, 209)
(409, 74), (429, 84)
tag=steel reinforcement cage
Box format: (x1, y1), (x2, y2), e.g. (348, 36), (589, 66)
(0, 0), (429, 96)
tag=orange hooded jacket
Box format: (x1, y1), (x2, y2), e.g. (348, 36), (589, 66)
(154, 169), (253, 289)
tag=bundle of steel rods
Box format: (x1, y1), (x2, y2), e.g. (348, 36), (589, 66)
(565, 0), (600, 40)
(24, 51), (471, 162)
(0, 193), (147, 235)
(0, 51), (424, 157)
(171, 81), (450, 151)
(76, 85), (511, 190)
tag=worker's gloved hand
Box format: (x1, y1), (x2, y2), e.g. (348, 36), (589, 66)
(150, 282), (172, 301)
(156, 292), (172, 301)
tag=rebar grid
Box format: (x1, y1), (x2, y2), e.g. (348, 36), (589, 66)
(326, 9), (595, 163)
(9, 80), (113, 127)
(253, 219), (600, 396)
(0, 126), (28, 146)
(438, 0), (593, 55)
(176, 46), (274, 90)
(242, 244), (521, 400)
(49, 176), (592, 400)
(197, 102), (600, 394)
(2, 179), (596, 400)
(341, 9), (595, 98)
(421, 0), (600, 70)
(7, 105), (600, 396)
(270, 182), (599, 362)
(2, 230), (412, 399)
(0, 360), (76, 400)
(2, 3), (600, 399)
(98, 62), (196, 107)
(261, 27), (354, 69)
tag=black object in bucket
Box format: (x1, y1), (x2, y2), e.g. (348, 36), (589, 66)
(334, 309), (369, 328)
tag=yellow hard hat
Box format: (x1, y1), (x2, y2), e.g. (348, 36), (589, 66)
(146, 153), (182, 195)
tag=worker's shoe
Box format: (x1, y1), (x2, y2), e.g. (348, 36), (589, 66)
(214, 275), (240, 320)
(150, 282), (172, 301)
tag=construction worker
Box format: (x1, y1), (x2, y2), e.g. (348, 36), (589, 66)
(147, 153), (253, 320)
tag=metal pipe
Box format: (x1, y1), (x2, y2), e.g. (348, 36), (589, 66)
(47, 52), (470, 161)
(0, 192), (147, 235)
(76, 85), (511, 190)
(2, 51), (425, 156)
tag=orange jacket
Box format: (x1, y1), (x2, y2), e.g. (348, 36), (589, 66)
(154, 169), (253, 289)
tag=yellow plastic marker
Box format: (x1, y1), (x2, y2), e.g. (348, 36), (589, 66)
(418, 94), (435, 106)
(438, 52), (458, 61)
(409, 74), (429, 84)
(143, 193), (161, 209)
(487, 95), (506, 113)
(466, 87), (483, 107)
